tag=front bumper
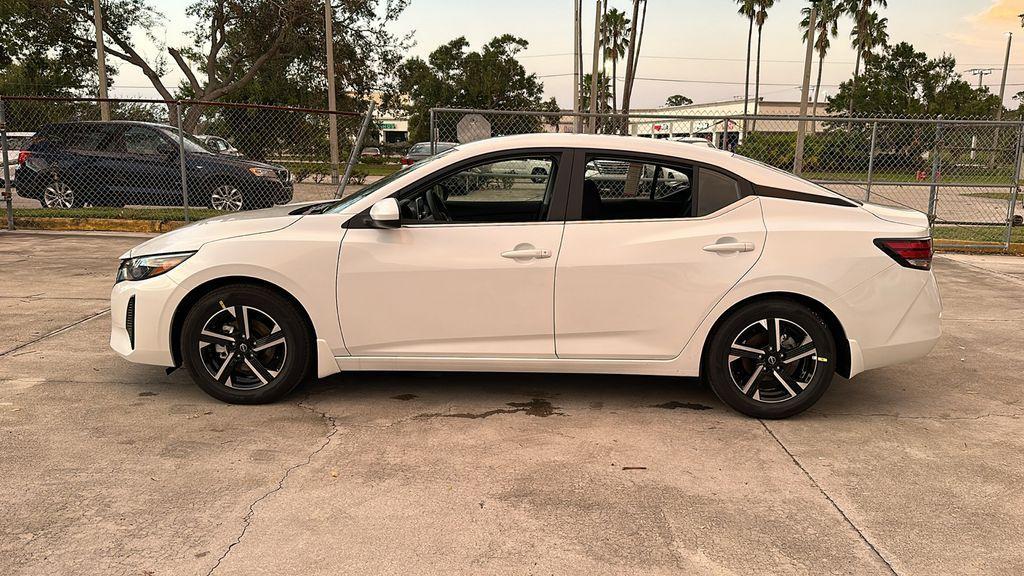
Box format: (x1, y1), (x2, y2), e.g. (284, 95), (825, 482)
(110, 275), (179, 367)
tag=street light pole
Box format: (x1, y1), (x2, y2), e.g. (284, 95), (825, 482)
(93, 0), (110, 120)
(793, 1), (817, 175)
(573, 0), (581, 132)
(588, 0), (601, 133)
(325, 0), (340, 185)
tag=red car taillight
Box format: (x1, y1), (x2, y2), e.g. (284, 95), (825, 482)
(875, 238), (933, 270)
(400, 157), (414, 166)
(17, 150), (30, 165)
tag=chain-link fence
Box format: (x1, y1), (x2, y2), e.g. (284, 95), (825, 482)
(0, 96), (384, 228)
(430, 108), (1024, 251)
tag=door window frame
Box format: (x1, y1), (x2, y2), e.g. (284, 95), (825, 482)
(346, 147), (576, 228)
(565, 148), (755, 222)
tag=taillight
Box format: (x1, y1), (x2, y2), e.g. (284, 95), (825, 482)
(17, 150), (30, 165)
(400, 157), (413, 166)
(875, 238), (933, 270)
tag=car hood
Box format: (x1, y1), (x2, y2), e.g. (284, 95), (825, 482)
(123, 204), (305, 258)
(195, 153), (284, 171)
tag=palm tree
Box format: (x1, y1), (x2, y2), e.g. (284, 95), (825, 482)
(800, 0), (841, 126)
(737, 0), (757, 118)
(752, 0), (777, 119)
(601, 8), (630, 114)
(620, 0), (648, 133)
(846, 0), (889, 115)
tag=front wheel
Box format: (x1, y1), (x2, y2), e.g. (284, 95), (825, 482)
(208, 183), (246, 211)
(706, 299), (836, 419)
(180, 285), (313, 404)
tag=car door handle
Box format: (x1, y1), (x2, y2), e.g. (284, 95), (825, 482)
(703, 242), (755, 254)
(501, 248), (551, 260)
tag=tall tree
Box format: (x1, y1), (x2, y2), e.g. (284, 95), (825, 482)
(620, 0), (647, 128)
(397, 35), (547, 142)
(601, 8), (630, 114)
(845, 0), (889, 115)
(752, 0), (777, 117)
(736, 0), (757, 118)
(24, 1), (410, 130)
(800, 0), (841, 118)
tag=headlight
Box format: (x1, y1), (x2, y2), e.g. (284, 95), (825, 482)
(248, 167), (277, 178)
(116, 252), (194, 283)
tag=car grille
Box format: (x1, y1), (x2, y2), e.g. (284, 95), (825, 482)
(126, 296), (136, 350)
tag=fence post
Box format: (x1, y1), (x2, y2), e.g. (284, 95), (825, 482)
(926, 115), (943, 225)
(1, 99), (14, 231)
(336, 100), (376, 199)
(865, 121), (878, 202)
(1003, 122), (1023, 249)
(174, 103), (190, 223)
(429, 108), (436, 155)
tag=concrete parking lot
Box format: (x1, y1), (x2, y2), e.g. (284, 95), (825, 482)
(1, 230), (1022, 576)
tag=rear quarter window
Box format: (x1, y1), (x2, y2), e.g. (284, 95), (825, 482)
(696, 169), (742, 216)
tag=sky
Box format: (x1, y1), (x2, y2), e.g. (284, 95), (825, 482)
(113, 0), (1024, 110)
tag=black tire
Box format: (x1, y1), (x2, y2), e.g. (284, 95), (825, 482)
(705, 299), (836, 419)
(180, 284), (313, 404)
(531, 167), (547, 184)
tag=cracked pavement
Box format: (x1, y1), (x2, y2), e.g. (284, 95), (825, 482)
(1, 231), (1023, 575)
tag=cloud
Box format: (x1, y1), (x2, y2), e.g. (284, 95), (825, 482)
(973, 0), (1024, 25)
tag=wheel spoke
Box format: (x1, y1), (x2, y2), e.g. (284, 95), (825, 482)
(769, 318), (782, 350)
(199, 330), (235, 345)
(772, 370), (802, 398)
(741, 365), (764, 396)
(243, 356), (274, 385)
(240, 306), (251, 339)
(253, 331), (285, 352)
(214, 352), (237, 383)
(730, 344), (764, 360)
(783, 342), (817, 364)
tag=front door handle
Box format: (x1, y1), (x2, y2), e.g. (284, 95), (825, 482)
(703, 242), (755, 254)
(501, 247), (552, 260)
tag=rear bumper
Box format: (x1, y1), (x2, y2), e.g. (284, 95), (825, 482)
(833, 266), (942, 377)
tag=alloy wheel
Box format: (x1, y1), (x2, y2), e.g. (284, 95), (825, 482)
(43, 181), (75, 209)
(210, 185), (244, 211)
(728, 317), (818, 403)
(198, 305), (287, 390)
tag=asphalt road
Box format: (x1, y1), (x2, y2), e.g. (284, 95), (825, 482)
(1, 231), (1022, 575)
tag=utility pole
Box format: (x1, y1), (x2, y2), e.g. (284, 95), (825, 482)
(992, 32), (1014, 169)
(793, 1), (817, 175)
(93, 0), (110, 120)
(573, 0), (582, 132)
(967, 68), (995, 89)
(588, 0), (601, 133)
(325, 0), (340, 185)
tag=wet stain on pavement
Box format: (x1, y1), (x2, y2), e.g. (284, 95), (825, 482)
(138, 391), (159, 397)
(417, 398), (564, 420)
(651, 401), (713, 411)
(391, 394), (418, 401)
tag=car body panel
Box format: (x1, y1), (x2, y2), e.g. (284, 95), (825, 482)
(109, 133), (941, 389)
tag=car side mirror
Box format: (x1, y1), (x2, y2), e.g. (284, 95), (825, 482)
(368, 198), (401, 229)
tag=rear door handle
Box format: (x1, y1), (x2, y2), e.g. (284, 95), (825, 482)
(501, 248), (551, 260)
(703, 242), (755, 254)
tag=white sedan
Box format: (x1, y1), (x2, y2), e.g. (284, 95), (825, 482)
(110, 134), (941, 418)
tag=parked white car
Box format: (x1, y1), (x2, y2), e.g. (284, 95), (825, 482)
(195, 134), (242, 157)
(110, 133), (941, 418)
(3, 131), (34, 185)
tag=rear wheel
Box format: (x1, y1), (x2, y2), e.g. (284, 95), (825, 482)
(42, 181), (77, 209)
(706, 299), (836, 419)
(181, 285), (313, 404)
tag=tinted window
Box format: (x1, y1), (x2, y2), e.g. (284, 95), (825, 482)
(696, 169), (741, 216)
(399, 154), (558, 223)
(59, 126), (111, 152)
(581, 156), (693, 220)
(123, 126), (166, 155)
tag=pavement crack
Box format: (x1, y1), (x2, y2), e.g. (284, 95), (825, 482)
(812, 411), (1021, 421)
(0, 308), (110, 358)
(760, 420), (900, 576)
(205, 396), (339, 576)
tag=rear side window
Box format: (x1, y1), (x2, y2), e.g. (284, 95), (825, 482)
(581, 155), (693, 220)
(696, 169), (741, 216)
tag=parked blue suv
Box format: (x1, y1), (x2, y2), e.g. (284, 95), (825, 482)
(15, 121), (293, 211)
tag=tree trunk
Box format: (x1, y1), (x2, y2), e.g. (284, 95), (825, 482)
(848, 47), (862, 117)
(612, 57), (618, 114)
(743, 15), (754, 120)
(619, 0), (641, 134)
(812, 50), (824, 133)
(751, 24), (763, 132)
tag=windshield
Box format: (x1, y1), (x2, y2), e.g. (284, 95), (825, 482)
(158, 128), (212, 154)
(326, 147), (457, 213)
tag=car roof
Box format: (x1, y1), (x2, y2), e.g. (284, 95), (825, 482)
(444, 133), (849, 202)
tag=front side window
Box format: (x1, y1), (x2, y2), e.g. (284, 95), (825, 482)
(398, 155), (558, 224)
(582, 156), (693, 220)
(123, 126), (166, 155)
